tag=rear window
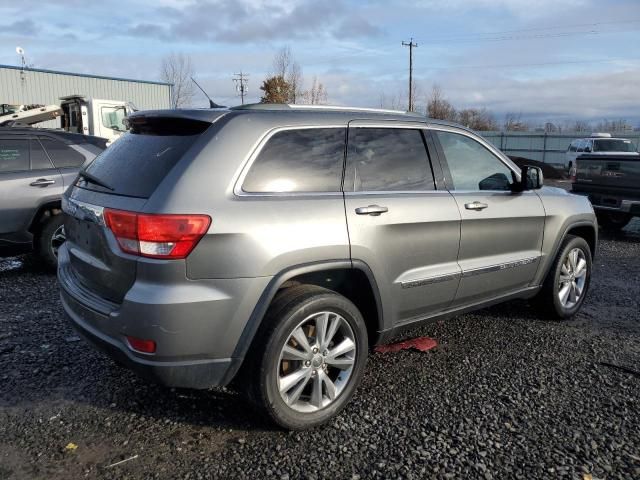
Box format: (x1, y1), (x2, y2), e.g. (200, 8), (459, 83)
(80, 118), (210, 198)
(593, 139), (637, 153)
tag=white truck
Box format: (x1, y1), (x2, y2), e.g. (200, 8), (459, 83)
(0, 96), (135, 144)
(59, 95), (134, 144)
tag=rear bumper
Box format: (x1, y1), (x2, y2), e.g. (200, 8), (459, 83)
(57, 244), (271, 389)
(572, 191), (640, 215)
(61, 288), (238, 388)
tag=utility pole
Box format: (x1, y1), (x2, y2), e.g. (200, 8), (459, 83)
(401, 38), (418, 111)
(233, 72), (249, 105)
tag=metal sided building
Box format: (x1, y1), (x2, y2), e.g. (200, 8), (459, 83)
(0, 64), (172, 128)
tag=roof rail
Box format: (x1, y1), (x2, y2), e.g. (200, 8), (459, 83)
(230, 103), (423, 116)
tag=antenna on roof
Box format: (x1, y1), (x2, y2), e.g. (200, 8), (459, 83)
(191, 77), (226, 109)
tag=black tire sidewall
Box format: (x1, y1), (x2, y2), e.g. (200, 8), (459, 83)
(36, 214), (64, 269)
(548, 236), (592, 318)
(259, 293), (368, 430)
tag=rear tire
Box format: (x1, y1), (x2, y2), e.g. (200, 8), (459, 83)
(35, 213), (65, 270)
(597, 211), (632, 232)
(243, 285), (368, 430)
(534, 235), (592, 320)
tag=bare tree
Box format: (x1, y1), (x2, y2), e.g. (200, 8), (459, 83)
(595, 118), (632, 133)
(160, 53), (195, 109)
(503, 112), (528, 132)
(301, 76), (328, 105)
(272, 46), (303, 104)
(572, 120), (591, 133)
(379, 92), (405, 111)
(457, 108), (498, 131)
(427, 85), (457, 121)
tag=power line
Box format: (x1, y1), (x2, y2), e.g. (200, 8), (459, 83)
(233, 72), (249, 105)
(402, 38), (417, 111)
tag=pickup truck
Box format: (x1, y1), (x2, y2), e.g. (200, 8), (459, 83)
(571, 154), (640, 230)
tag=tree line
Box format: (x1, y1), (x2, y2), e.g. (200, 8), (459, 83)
(383, 84), (634, 133)
(159, 52), (634, 133)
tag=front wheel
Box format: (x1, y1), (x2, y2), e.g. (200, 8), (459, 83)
(534, 235), (592, 319)
(245, 285), (368, 430)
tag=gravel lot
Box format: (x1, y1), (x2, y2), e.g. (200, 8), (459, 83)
(1, 220), (639, 480)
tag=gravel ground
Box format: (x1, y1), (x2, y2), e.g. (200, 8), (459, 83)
(1, 221), (639, 480)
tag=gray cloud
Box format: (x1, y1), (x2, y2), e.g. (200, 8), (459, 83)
(125, 0), (382, 43)
(2, 19), (38, 35)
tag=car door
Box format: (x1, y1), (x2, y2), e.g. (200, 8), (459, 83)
(430, 127), (545, 307)
(0, 135), (63, 238)
(343, 122), (462, 327)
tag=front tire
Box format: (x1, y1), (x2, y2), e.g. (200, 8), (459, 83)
(534, 235), (592, 319)
(35, 213), (65, 270)
(245, 285), (368, 430)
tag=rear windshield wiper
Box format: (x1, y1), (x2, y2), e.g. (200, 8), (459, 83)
(77, 170), (115, 191)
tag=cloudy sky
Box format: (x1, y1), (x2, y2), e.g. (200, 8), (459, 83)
(0, 0), (639, 125)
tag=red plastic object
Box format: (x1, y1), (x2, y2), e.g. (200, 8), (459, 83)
(374, 336), (437, 354)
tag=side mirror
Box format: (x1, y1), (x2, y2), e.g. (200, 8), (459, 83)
(513, 165), (543, 192)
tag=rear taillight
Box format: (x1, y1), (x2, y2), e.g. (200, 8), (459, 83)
(104, 209), (211, 259)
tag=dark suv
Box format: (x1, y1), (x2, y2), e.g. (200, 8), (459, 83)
(58, 105), (597, 429)
(0, 127), (106, 267)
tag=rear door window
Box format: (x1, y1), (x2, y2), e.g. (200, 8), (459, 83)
(0, 138), (29, 173)
(39, 137), (85, 168)
(242, 128), (346, 193)
(344, 128), (434, 192)
(30, 139), (54, 170)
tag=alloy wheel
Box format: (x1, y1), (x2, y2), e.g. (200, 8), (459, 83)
(277, 311), (356, 413)
(558, 247), (587, 309)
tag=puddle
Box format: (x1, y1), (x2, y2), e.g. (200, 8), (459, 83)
(0, 258), (24, 272)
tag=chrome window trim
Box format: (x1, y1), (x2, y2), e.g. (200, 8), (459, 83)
(427, 124), (522, 182)
(233, 125), (347, 198)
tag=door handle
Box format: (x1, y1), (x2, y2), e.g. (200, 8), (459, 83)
(355, 205), (389, 216)
(464, 201), (488, 211)
(30, 178), (56, 187)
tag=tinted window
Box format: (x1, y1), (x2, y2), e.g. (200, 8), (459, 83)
(593, 139), (636, 153)
(81, 119), (209, 198)
(436, 131), (514, 191)
(344, 128), (434, 192)
(0, 139), (29, 173)
(39, 137), (85, 168)
(31, 139), (54, 170)
(242, 128), (345, 193)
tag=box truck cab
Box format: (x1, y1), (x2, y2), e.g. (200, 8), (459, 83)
(60, 95), (133, 145)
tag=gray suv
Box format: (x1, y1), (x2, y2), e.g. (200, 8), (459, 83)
(58, 105), (597, 429)
(0, 128), (106, 267)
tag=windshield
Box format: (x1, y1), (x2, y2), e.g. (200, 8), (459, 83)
(593, 139), (637, 153)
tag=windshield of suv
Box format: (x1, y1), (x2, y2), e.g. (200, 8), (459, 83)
(593, 139), (637, 153)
